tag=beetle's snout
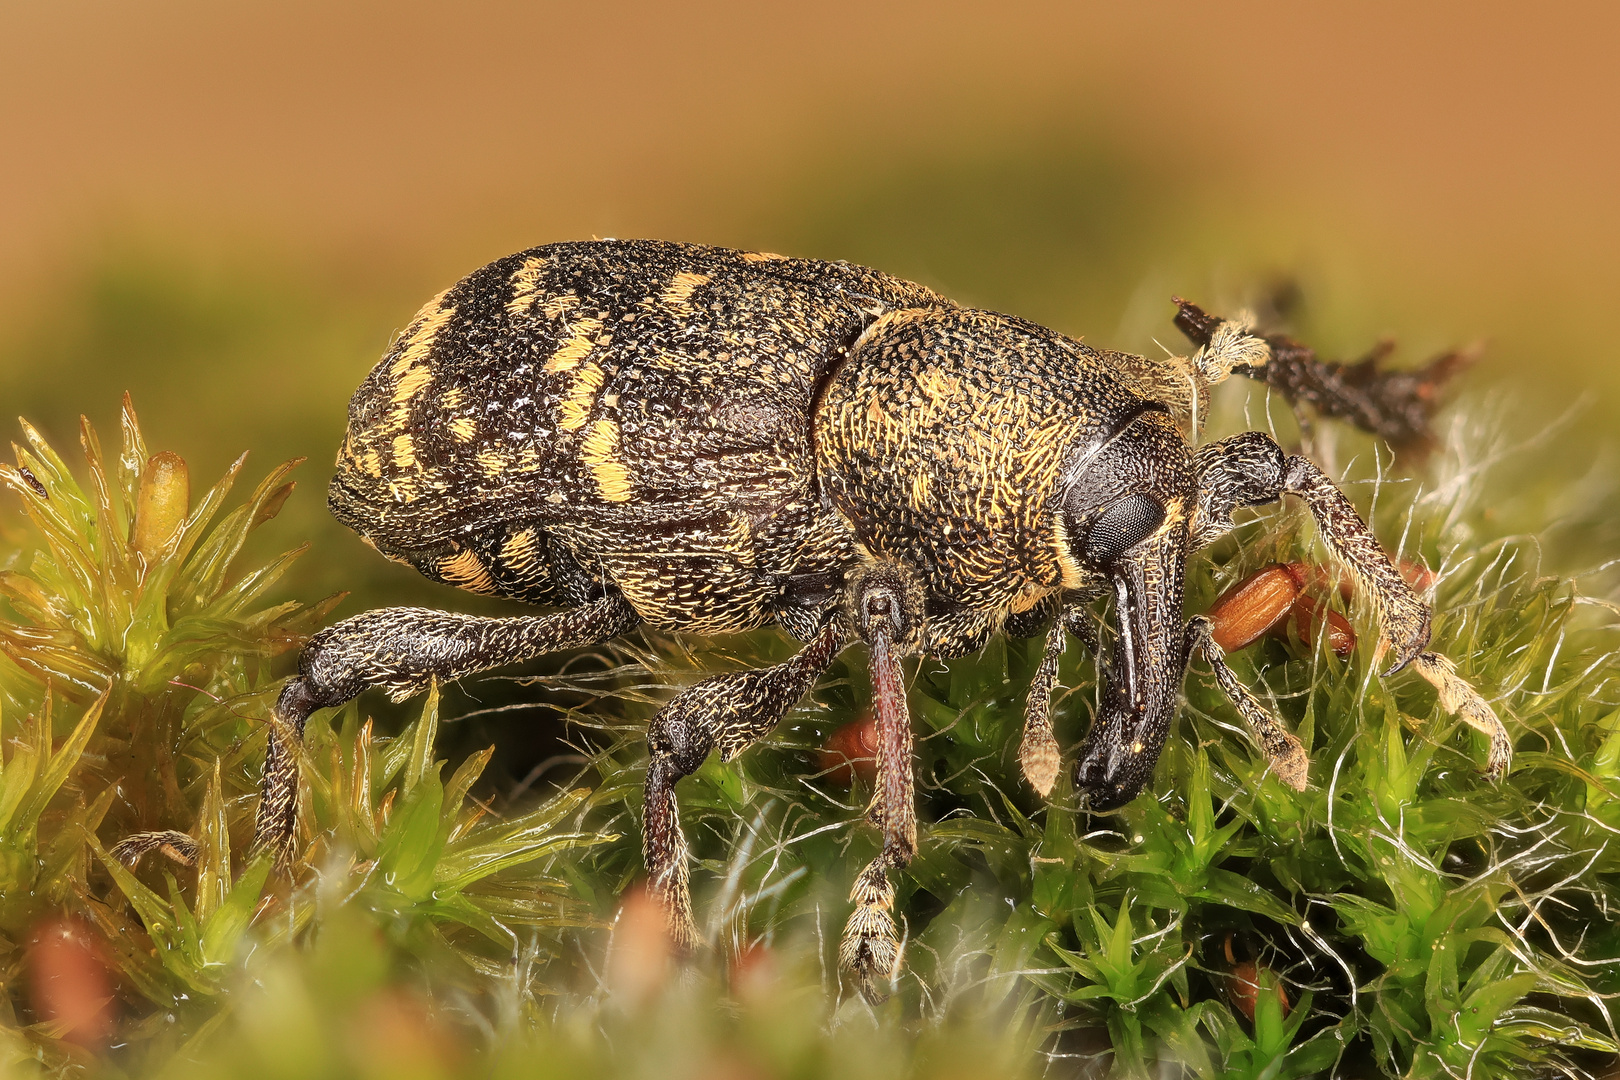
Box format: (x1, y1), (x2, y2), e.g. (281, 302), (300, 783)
(1074, 529), (1189, 813)
(1076, 688), (1155, 810)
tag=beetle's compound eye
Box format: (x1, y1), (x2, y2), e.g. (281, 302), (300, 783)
(1083, 493), (1166, 564)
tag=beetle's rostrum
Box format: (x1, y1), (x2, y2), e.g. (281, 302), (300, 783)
(117, 240), (1511, 1004)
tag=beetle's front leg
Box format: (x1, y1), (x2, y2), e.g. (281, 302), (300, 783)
(1017, 595), (1103, 797)
(1186, 616), (1308, 789)
(836, 560), (927, 1004)
(1192, 430), (1431, 666)
(1192, 431), (1510, 776)
(642, 616), (846, 952)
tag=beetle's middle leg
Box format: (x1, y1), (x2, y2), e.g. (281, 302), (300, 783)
(836, 560), (927, 1004)
(642, 616), (847, 952)
(1191, 430), (1510, 776)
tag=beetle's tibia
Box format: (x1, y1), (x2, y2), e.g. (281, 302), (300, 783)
(1019, 613), (1069, 797)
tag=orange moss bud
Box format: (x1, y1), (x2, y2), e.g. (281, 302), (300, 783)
(1228, 961), (1291, 1023)
(728, 940), (778, 1002)
(26, 918), (114, 1047)
(605, 884), (674, 1006)
(819, 710), (879, 786)
(132, 451), (189, 559)
(1223, 934), (1290, 1023)
(1286, 593), (1357, 659)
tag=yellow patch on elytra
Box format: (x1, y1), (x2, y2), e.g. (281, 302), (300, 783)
(448, 417), (477, 442)
(391, 433), (417, 470)
(544, 316), (605, 373)
(501, 528), (540, 571)
(740, 251), (787, 262)
(439, 548), (496, 594)
(476, 448), (508, 477)
(440, 386), (465, 411)
(505, 256), (547, 318)
(541, 293), (579, 320)
(361, 449), (383, 478)
(580, 419), (632, 502)
(659, 271), (711, 313)
(909, 469), (931, 508)
(392, 365), (434, 405)
(390, 292), (454, 378)
(558, 361), (605, 431)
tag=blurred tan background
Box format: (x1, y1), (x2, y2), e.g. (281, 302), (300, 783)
(2, 0), (1617, 604)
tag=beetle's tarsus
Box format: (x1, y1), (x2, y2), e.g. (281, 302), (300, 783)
(841, 859), (902, 1004)
(109, 830), (201, 869)
(1409, 651), (1512, 778)
(1174, 297), (1469, 453)
(642, 617), (846, 952)
(1188, 617), (1309, 791)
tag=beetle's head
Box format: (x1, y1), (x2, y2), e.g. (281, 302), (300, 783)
(1061, 406), (1195, 812)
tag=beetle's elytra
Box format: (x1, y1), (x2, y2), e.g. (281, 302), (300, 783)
(208, 240), (1507, 1001)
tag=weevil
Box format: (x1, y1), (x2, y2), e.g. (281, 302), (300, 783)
(118, 240), (1510, 1001)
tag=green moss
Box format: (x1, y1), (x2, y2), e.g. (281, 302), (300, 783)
(1, 388), (1618, 1078)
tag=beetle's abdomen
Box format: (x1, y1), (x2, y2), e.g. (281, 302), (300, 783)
(331, 239), (943, 631)
(816, 308), (1149, 626)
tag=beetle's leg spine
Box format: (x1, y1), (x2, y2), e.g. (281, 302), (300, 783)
(641, 617), (846, 953)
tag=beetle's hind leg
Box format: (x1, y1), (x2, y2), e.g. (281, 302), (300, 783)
(1191, 430), (1510, 777)
(253, 592), (641, 863)
(642, 616), (847, 952)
